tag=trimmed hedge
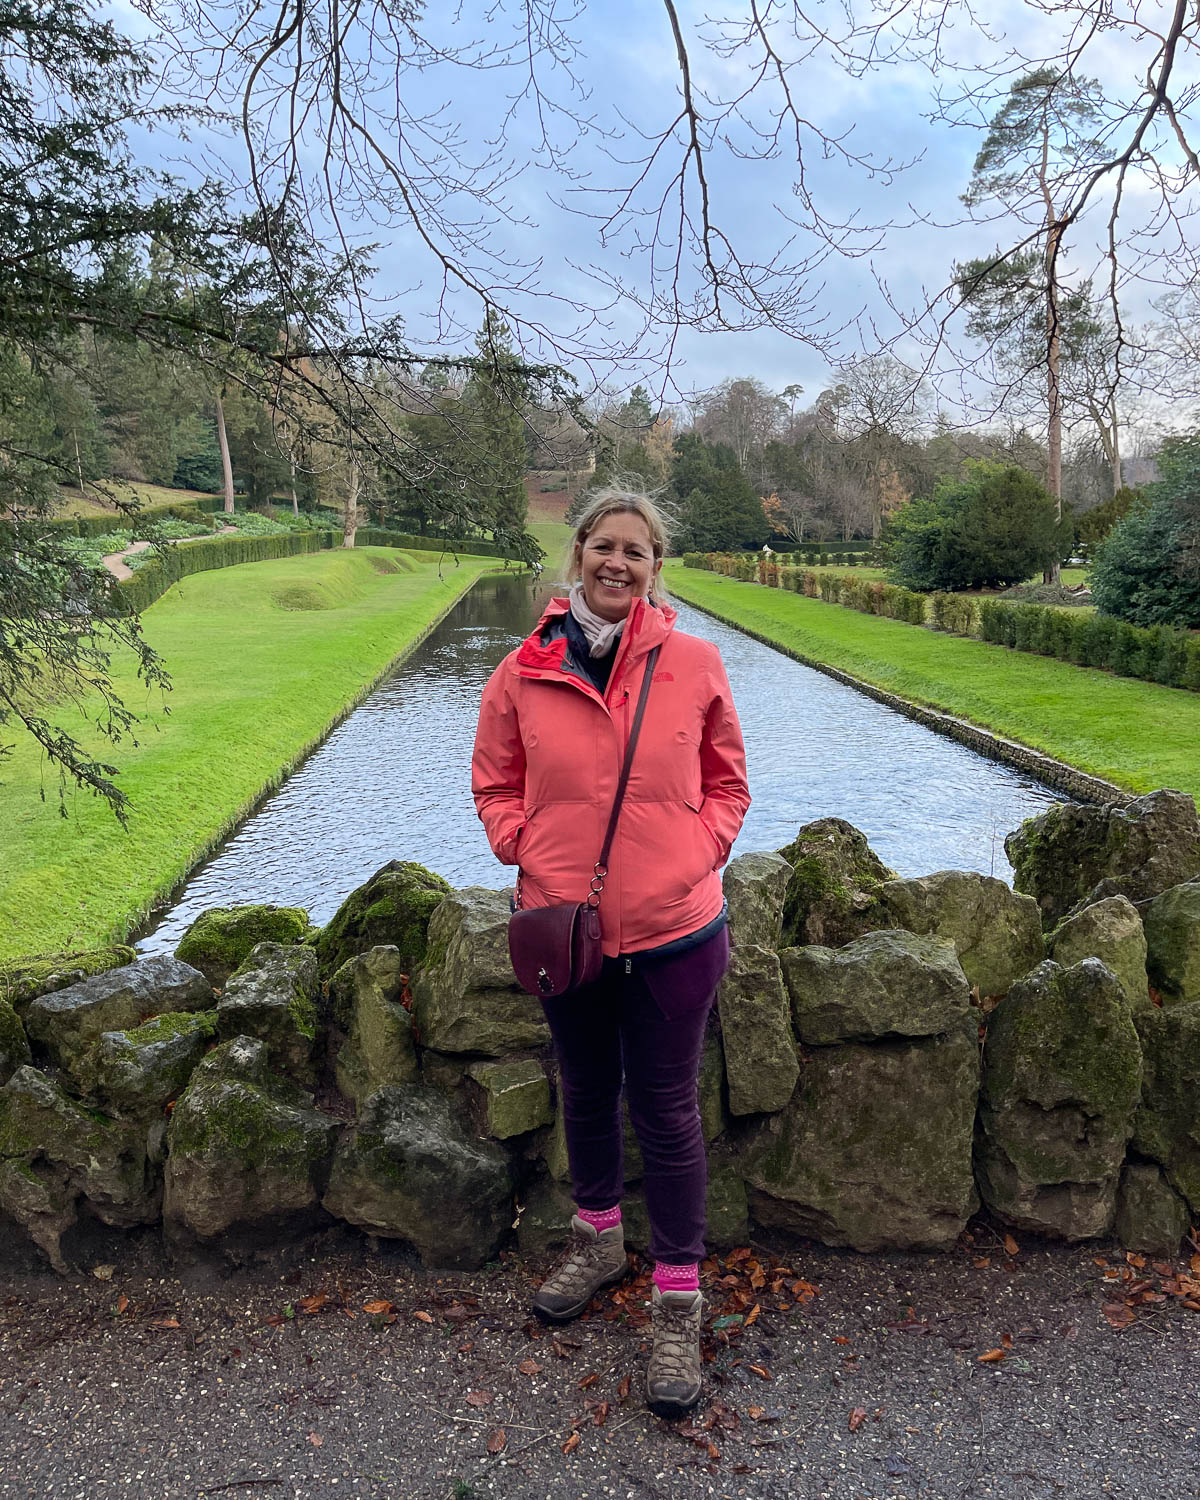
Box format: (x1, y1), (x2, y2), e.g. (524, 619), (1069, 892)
(49, 495), (224, 537)
(684, 550), (1200, 694)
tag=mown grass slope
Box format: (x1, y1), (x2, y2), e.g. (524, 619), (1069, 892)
(2, 547), (501, 960)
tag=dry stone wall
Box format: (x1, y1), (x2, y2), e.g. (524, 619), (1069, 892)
(2, 789), (1199, 1273)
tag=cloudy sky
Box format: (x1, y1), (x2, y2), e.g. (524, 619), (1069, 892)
(121, 0), (1188, 414)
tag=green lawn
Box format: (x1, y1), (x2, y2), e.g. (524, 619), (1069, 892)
(665, 563), (1200, 805)
(55, 481), (220, 518)
(1, 547), (503, 961)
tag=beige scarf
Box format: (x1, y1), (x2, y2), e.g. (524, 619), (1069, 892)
(568, 582), (629, 658)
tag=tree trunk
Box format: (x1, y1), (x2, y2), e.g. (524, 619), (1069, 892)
(215, 391), (235, 515)
(1039, 125), (1062, 586)
(343, 463), (359, 548)
(290, 461), (299, 517)
(72, 429), (84, 492)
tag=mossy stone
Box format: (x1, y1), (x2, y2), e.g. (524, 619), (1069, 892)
(24, 956), (212, 1081)
(175, 905), (310, 989)
(776, 818), (895, 949)
(1143, 880), (1200, 1007)
(467, 1059), (553, 1139)
(0, 946), (136, 1016)
(782, 929), (971, 1046)
(1047, 896), (1150, 1012)
(515, 1173), (576, 1255)
(698, 1032), (728, 1143)
(723, 852), (792, 950)
(977, 959), (1142, 1238)
(1115, 1162), (1190, 1257)
(315, 861), (450, 978)
(322, 1085), (511, 1269)
(0, 999), (32, 1085)
(1131, 1001), (1200, 1213)
(1006, 790), (1200, 930)
(620, 1165), (749, 1253)
(79, 1010), (218, 1115)
(716, 945), (798, 1115)
(330, 947), (417, 1108)
(216, 944), (320, 1087)
(164, 1036), (338, 1243)
(544, 1090), (643, 1185)
(0, 1065), (156, 1269)
(410, 888), (549, 1056)
(881, 870), (1043, 1000)
(740, 1024), (979, 1252)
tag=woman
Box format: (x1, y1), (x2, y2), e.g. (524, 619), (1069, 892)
(471, 489), (750, 1417)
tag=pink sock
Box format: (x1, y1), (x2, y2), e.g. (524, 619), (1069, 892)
(577, 1205), (622, 1233)
(653, 1261), (699, 1294)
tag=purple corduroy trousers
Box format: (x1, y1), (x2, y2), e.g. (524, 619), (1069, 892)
(540, 925), (731, 1264)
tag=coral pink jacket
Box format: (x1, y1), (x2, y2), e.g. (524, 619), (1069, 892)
(472, 595), (750, 957)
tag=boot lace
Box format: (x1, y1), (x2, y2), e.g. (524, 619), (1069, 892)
(541, 1233), (613, 1301)
(650, 1298), (700, 1384)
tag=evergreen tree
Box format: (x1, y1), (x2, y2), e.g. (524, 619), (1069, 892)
(460, 312), (528, 540)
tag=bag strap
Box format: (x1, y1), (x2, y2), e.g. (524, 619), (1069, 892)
(586, 644), (660, 908)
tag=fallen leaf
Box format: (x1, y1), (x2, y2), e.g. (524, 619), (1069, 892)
(518, 1358), (542, 1377)
(412, 1310), (434, 1324)
(115, 1294), (129, 1315)
(92, 1264), (115, 1282)
(1126, 1252), (1147, 1269)
(978, 1348), (1007, 1363)
(1152, 1261), (1175, 1277)
(578, 1372), (600, 1389)
(973, 1256), (991, 1269)
(1092, 1256), (1110, 1268)
(486, 1428), (506, 1455)
(746, 1363), (771, 1380)
(465, 1390), (493, 1407)
(298, 1294), (329, 1315)
(363, 1300), (394, 1315)
(152, 1317), (180, 1329)
(562, 1431), (581, 1455)
(707, 1441), (721, 1461)
(747, 1405), (767, 1421)
(745, 1303), (761, 1327)
(832, 1335), (850, 1346)
(1102, 1301), (1137, 1329)
(592, 1401), (610, 1427)
(848, 1407), (867, 1432)
(307, 1433), (323, 1447)
(1003, 1233), (1020, 1257)
(617, 1373), (632, 1401)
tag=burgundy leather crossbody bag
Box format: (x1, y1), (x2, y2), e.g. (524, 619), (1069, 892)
(507, 645), (660, 999)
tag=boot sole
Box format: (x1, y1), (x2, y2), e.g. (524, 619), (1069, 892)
(531, 1262), (629, 1324)
(647, 1386), (702, 1420)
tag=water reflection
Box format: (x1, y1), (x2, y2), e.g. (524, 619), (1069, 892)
(137, 572), (1063, 953)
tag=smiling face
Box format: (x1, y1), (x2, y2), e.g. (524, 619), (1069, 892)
(575, 510), (663, 623)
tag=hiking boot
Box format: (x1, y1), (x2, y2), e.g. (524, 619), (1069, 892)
(646, 1285), (703, 1418)
(531, 1214), (628, 1323)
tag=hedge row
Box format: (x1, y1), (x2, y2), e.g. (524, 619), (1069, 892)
(111, 527), (518, 615)
(977, 600), (1200, 690)
(681, 551), (1200, 693)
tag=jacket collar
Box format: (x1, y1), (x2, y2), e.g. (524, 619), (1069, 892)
(515, 595), (676, 677)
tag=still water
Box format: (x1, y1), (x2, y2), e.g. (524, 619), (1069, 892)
(137, 572), (1063, 953)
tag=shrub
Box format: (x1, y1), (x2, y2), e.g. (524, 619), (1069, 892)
(886, 463), (1063, 591)
(1090, 482), (1200, 629)
(929, 593), (980, 636)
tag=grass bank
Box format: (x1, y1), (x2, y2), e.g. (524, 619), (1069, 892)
(1, 547), (504, 961)
(665, 562), (1200, 806)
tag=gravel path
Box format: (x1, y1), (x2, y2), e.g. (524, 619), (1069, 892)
(2, 1226), (1197, 1499)
(101, 526), (238, 581)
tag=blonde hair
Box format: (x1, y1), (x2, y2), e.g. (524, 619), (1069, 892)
(567, 486), (673, 604)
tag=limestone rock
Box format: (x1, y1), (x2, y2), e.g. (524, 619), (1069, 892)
(698, 1032), (728, 1142)
(782, 930), (971, 1046)
(175, 905), (310, 989)
(1115, 1162), (1190, 1257)
(777, 818), (895, 949)
(24, 956), (211, 1079)
(977, 959), (1142, 1238)
(881, 870), (1042, 999)
(621, 1165), (750, 1254)
(0, 999), (31, 1085)
(330, 947), (417, 1107)
(1005, 790), (1200, 929)
(410, 888), (548, 1056)
(164, 1037), (337, 1245)
(315, 861), (450, 977)
(0, 946), (136, 1016)
(1048, 896), (1150, 1012)
(79, 1010), (218, 1115)
(716, 946), (798, 1115)
(323, 1085), (511, 1269)
(1131, 1002), (1200, 1213)
(723, 853), (792, 950)
(467, 1059), (553, 1139)
(515, 1173), (577, 1255)
(216, 944), (319, 1086)
(740, 1025), (979, 1251)
(544, 1092), (644, 1186)
(0, 1066), (156, 1269)
(1143, 880), (1200, 1007)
